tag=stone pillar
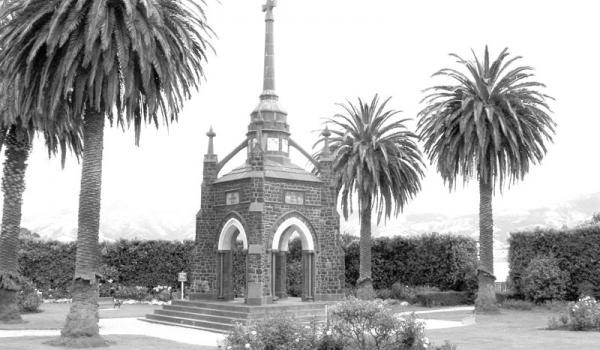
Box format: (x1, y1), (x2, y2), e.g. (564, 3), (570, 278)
(315, 127), (345, 301)
(302, 251), (314, 301)
(191, 129), (220, 300)
(222, 250), (234, 301)
(274, 251), (287, 299)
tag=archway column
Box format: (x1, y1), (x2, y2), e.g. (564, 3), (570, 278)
(301, 250), (314, 301)
(217, 250), (234, 301)
(274, 251), (287, 299)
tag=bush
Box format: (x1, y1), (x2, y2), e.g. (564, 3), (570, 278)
(376, 288), (393, 300)
(521, 256), (568, 303)
(17, 278), (42, 313)
(329, 297), (428, 350)
(391, 284), (440, 304)
(548, 296), (600, 331)
(224, 315), (326, 350)
(415, 291), (471, 308)
(114, 285), (149, 301)
(509, 226), (600, 300)
(345, 234), (477, 293)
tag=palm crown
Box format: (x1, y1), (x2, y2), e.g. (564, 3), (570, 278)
(0, 0), (212, 144)
(417, 47), (556, 189)
(323, 95), (425, 222)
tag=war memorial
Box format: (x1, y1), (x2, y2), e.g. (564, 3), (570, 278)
(145, 1), (345, 331)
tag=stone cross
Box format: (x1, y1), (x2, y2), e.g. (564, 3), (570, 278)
(206, 126), (216, 155)
(262, 0), (277, 20)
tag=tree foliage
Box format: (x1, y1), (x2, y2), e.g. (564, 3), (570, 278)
(417, 46), (555, 190)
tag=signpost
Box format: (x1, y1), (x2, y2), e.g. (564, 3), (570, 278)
(178, 271), (187, 300)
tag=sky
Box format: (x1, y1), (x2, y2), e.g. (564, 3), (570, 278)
(6, 0), (600, 240)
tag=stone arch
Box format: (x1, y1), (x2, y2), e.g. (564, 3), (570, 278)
(270, 212), (317, 301)
(216, 212), (248, 300)
(218, 216), (248, 251)
(272, 216), (315, 252)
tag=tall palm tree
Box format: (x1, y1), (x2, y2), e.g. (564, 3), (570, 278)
(417, 47), (555, 312)
(0, 0), (82, 323)
(0, 0), (212, 345)
(321, 95), (425, 299)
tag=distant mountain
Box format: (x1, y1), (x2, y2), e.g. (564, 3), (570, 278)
(21, 192), (600, 281)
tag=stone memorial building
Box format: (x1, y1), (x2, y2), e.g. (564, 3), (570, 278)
(189, 0), (345, 305)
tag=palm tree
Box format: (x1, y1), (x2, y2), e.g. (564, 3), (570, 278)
(321, 95), (425, 299)
(0, 0), (212, 345)
(0, 0), (82, 323)
(417, 47), (555, 312)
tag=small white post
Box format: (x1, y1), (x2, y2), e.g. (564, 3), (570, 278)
(178, 271), (187, 300)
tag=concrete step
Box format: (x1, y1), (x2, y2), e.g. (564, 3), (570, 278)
(145, 313), (237, 332)
(173, 299), (328, 313)
(164, 304), (326, 319)
(155, 309), (246, 325)
(164, 304), (250, 319)
(140, 317), (231, 334)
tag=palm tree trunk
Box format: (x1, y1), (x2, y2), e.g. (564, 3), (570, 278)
(58, 111), (107, 346)
(0, 126), (30, 324)
(475, 178), (498, 312)
(357, 196), (374, 300)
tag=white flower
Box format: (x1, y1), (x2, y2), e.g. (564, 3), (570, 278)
(251, 330), (257, 336)
(227, 347), (232, 350)
(423, 337), (430, 344)
(295, 338), (299, 343)
(326, 330), (332, 336)
(245, 343), (250, 349)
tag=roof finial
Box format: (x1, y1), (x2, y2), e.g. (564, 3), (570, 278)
(321, 125), (332, 157)
(261, 0), (277, 93)
(206, 126), (216, 155)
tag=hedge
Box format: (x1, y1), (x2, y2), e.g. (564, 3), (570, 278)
(344, 233), (478, 293)
(18, 239), (194, 298)
(508, 225), (600, 300)
(17, 232), (477, 298)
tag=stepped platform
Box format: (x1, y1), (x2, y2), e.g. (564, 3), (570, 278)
(142, 298), (329, 333)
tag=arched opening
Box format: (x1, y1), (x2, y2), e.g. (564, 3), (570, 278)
(217, 218), (248, 301)
(271, 217), (315, 302)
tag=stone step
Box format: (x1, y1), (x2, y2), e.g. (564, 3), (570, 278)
(145, 313), (235, 332)
(140, 316), (231, 334)
(155, 309), (246, 325)
(173, 299), (328, 313)
(164, 304), (250, 319)
(164, 304), (326, 319)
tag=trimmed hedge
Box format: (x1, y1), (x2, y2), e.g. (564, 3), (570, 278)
(345, 233), (478, 293)
(508, 225), (600, 300)
(17, 232), (477, 298)
(18, 238), (194, 298)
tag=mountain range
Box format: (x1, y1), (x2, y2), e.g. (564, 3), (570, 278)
(22, 192), (600, 281)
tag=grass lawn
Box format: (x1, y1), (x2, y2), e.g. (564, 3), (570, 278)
(427, 309), (600, 350)
(0, 335), (216, 350)
(0, 303), (160, 330)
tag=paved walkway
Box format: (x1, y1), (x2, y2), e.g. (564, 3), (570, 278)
(0, 318), (225, 347)
(0, 307), (475, 347)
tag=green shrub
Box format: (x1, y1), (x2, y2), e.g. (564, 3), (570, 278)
(391, 284), (440, 303)
(415, 291), (471, 307)
(17, 278), (42, 313)
(548, 296), (600, 331)
(376, 288), (393, 300)
(509, 226), (600, 300)
(495, 292), (515, 304)
(521, 256), (568, 303)
(114, 285), (149, 301)
(329, 297), (428, 350)
(224, 315), (325, 350)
